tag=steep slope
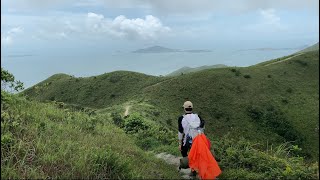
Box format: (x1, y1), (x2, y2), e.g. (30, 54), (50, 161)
(1, 92), (181, 179)
(3, 91), (318, 179)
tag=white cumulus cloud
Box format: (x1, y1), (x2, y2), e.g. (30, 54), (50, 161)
(87, 12), (104, 20)
(86, 13), (170, 40)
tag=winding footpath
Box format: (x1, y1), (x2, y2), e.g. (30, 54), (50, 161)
(264, 53), (304, 66)
(123, 105), (197, 179)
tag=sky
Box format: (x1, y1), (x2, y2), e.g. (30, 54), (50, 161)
(1, 0), (319, 88)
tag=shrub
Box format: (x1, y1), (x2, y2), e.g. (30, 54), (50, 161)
(247, 105), (302, 144)
(152, 111), (160, 116)
(247, 105), (263, 121)
(1, 68), (24, 92)
(214, 135), (318, 180)
(1, 133), (14, 147)
(111, 112), (124, 127)
(286, 88), (293, 93)
(281, 99), (289, 104)
(56, 102), (64, 108)
(123, 113), (149, 133)
(294, 60), (308, 66)
(109, 75), (121, 83)
(166, 119), (172, 126)
(243, 74), (251, 79)
(37, 122), (46, 131)
(235, 70), (241, 76)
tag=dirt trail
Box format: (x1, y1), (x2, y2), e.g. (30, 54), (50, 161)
(155, 152), (198, 179)
(144, 78), (175, 90)
(124, 105), (131, 116)
(264, 53), (304, 66)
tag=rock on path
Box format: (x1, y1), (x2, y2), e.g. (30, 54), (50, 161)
(155, 152), (198, 179)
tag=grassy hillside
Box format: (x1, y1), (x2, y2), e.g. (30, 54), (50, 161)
(23, 71), (168, 108)
(142, 51), (319, 160)
(1, 91), (181, 179)
(22, 51), (319, 162)
(2, 91), (318, 179)
(166, 64), (228, 76)
(3, 56), (320, 179)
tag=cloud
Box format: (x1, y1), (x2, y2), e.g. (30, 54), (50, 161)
(89, 0), (319, 15)
(21, 12), (170, 41)
(85, 13), (170, 40)
(244, 8), (286, 33)
(8, 27), (24, 34)
(1, 35), (13, 45)
(3, 0), (319, 14)
(1, 26), (24, 46)
(87, 12), (104, 20)
(260, 9), (281, 26)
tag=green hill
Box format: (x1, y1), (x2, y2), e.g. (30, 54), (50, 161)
(1, 91), (181, 179)
(143, 51), (319, 160)
(3, 91), (319, 179)
(3, 49), (320, 179)
(24, 51), (319, 158)
(23, 51), (319, 162)
(166, 64), (228, 76)
(23, 71), (167, 108)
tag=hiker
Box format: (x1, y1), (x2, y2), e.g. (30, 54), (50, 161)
(178, 101), (222, 179)
(178, 101), (205, 175)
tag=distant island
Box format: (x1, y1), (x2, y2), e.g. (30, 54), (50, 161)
(132, 45), (212, 53)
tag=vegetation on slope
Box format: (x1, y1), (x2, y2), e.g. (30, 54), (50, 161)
(2, 66), (319, 179)
(97, 101), (319, 179)
(23, 71), (169, 108)
(1, 91), (182, 179)
(22, 51), (319, 161)
(166, 64), (228, 76)
(141, 50), (319, 160)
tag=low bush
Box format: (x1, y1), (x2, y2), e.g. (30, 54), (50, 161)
(243, 74), (251, 79)
(214, 135), (318, 179)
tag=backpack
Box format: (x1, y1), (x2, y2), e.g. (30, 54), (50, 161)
(182, 114), (203, 144)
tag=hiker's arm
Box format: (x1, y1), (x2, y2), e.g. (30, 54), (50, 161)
(178, 116), (184, 144)
(198, 115), (205, 128)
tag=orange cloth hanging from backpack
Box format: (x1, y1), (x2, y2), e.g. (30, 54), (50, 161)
(188, 134), (222, 180)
